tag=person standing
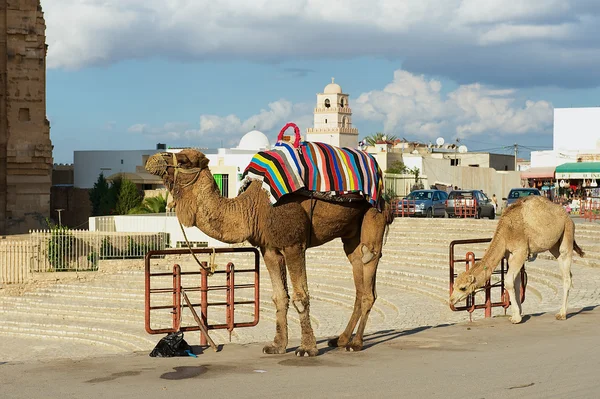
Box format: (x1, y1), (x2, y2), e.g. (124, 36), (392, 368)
(492, 194), (499, 214)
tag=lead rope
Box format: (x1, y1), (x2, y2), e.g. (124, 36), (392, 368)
(178, 220), (217, 276)
(171, 152), (216, 275)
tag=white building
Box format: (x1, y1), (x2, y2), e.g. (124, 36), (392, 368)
(74, 130), (273, 199)
(305, 78), (359, 148)
(203, 130), (272, 196)
(554, 108), (600, 152)
(527, 107), (600, 181)
(74, 148), (169, 189)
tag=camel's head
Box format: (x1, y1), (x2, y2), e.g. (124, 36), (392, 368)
(449, 269), (479, 305)
(145, 149), (210, 191)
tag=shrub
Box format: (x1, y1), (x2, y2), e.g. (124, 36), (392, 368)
(47, 225), (76, 271)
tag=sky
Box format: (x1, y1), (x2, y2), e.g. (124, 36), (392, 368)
(44, 0), (600, 164)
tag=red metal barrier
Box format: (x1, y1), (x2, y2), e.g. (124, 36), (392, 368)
(582, 197), (600, 222)
(391, 198), (417, 217)
(144, 247), (260, 346)
(454, 198), (477, 218)
(449, 238), (526, 321)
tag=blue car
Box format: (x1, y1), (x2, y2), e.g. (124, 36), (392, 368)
(503, 188), (541, 207)
(399, 189), (449, 217)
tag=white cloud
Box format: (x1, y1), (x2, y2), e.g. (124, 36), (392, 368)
(43, 0), (600, 87)
(353, 70), (553, 139)
(129, 69), (552, 147)
(128, 100), (313, 148)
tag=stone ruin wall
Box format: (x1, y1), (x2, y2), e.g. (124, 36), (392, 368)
(0, 0), (52, 235)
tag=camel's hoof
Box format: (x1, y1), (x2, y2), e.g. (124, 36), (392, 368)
(262, 344), (286, 355)
(327, 337), (348, 348)
(345, 342), (363, 352)
(295, 347), (319, 357)
(555, 313), (567, 320)
(509, 315), (522, 324)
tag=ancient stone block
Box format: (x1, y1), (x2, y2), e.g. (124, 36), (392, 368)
(0, 0), (51, 235)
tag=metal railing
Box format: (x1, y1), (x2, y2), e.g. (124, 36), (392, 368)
(449, 238), (526, 320)
(145, 247), (260, 347)
(0, 241), (32, 284)
(0, 230), (169, 284)
(28, 230), (168, 272)
(454, 199), (478, 218)
(581, 197), (600, 222)
(391, 199), (417, 217)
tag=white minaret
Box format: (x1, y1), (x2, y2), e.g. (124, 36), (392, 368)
(306, 78), (359, 148)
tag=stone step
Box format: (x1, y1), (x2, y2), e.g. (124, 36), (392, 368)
(0, 320), (155, 352)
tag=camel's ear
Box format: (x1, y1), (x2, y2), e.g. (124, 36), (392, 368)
(198, 156), (209, 169)
(468, 274), (476, 284)
(175, 151), (209, 169)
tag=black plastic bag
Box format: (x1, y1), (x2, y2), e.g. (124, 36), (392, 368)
(149, 331), (193, 357)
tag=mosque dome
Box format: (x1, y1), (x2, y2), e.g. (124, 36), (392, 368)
(237, 129), (271, 150)
(323, 78), (343, 94)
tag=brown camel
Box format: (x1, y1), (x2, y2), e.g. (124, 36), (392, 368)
(146, 149), (393, 356)
(449, 195), (584, 323)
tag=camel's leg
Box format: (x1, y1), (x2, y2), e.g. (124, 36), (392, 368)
(283, 244), (318, 357)
(345, 208), (387, 351)
(506, 250), (527, 324)
(261, 248), (289, 354)
(328, 235), (363, 348)
(551, 239), (573, 320)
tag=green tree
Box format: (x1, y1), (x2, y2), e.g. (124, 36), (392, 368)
(108, 177), (123, 214)
(364, 132), (398, 146)
(89, 173), (113, 216)
(385, 160), (409, 174)
(128, 192), (168, 214)
(115, 178), (142, 215)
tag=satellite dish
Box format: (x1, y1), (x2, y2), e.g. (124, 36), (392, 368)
(458, 145), (468, 153)
(436, 137), (445, 146)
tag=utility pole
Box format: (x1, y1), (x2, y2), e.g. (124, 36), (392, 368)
(454, 138), (460, 189)
(513, 143), (518, 171)
(55, 209), (64, 227)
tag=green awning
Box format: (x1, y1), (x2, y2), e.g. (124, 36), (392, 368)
(555, 162), (600, 179)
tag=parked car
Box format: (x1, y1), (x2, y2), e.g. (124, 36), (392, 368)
(503, 188), (541, 207)
(445, 190), (495, 219)
(397, 189), (448, 217)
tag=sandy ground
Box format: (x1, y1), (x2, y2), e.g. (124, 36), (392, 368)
(2, 307), (600, 399)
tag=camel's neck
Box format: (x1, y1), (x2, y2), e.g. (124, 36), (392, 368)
(471, 230), (507, 287)
(178, 169), (255, 244)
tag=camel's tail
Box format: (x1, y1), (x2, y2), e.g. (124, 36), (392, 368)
(382, 202), (394, 246)
(383, 202), (395, 225)
(574, 241), (585, 257)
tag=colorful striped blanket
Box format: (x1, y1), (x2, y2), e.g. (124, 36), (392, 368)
(240, 141), (384, 210)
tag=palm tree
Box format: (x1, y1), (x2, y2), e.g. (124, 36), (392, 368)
(363, 132), (398, 146)
(128, 192), (168, 214)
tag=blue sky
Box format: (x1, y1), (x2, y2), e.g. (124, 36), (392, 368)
(44, 1), (600, 164)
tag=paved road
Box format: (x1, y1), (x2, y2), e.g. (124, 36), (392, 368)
(2, 307), (600, 399)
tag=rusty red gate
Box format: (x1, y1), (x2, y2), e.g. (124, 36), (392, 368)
(144, 247), (260, 346)
(391, 198), (417, 217)
(449, 238), (526, 320)
(454, 198), (478, 218)
(582, 197), (600, 222)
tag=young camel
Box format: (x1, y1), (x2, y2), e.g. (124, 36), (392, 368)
(146, 149), (393, 356)
(449, 195), (584, 323)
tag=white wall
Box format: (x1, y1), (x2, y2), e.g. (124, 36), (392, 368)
(89, 214), (230, 248)
(530, 150), (579, 168)
(420, 157), (521, 198)
(554, 108), (600, 151)
(402, 155), (423, 173)
(74, 149), (161, 189)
